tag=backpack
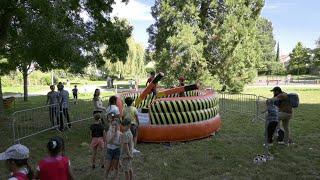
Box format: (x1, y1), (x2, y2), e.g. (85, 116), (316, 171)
(287, 93), (299, 108)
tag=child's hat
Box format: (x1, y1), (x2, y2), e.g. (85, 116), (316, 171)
(0, 144), (30, 160)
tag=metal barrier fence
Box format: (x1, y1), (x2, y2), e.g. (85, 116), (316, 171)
(12, 99), (95, 143)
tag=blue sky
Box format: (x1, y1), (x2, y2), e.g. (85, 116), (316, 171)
(113, 0), (320, 54)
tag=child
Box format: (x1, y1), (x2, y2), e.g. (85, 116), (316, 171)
(120, 118), (134, 180)
(265, 99), (279, 146)
(0, 144), (33, 180)
(72, 85), (78, 104)
(106, 96), (120, 116)
(122, 97), (140, 153)
(105, 116), (122, 179)
(35, 137), (75, 180)
(90, 113), (106, 169)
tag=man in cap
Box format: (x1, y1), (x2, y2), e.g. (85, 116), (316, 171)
(271, 86), (293, 145)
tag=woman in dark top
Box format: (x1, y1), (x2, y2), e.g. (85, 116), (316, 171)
(89, 113), (106, 169)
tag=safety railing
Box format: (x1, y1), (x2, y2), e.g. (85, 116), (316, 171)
(12, 99), (95, 143)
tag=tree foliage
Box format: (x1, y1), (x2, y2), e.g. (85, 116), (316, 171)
(148, 0), (207, 87)
(148, 0), (272, 92)
(288, 42), (311, 74)
(0, 0), (132, 102)
(104, 37), (146, 78)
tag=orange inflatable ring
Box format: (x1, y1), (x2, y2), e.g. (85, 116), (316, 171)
(117, 89), (221, 142)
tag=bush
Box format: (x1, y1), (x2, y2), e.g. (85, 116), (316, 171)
(40, 75), (52, 86)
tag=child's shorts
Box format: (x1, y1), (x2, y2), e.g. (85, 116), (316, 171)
(121, 158), (132, 172)
(90, 137), (105, 149)
(106, 148), (120, 160)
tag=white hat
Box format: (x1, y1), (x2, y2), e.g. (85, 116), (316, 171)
(0, 144), (30, 160)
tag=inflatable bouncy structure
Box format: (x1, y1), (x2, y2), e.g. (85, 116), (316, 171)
(116, 73), (221, 142)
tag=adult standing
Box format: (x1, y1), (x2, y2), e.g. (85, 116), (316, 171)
(93, 89), (107, 123)
(46, 85), (60, 127)
(271, 86), (293, 145)
(58, 83), (71, 131)
(146, 71), (156, 96)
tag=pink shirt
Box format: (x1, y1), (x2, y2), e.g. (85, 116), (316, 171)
(37, 155), (70, 180)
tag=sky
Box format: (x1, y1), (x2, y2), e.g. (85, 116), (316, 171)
(111, 0), (320, 55)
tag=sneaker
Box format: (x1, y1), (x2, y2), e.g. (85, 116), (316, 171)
(133, 149), (140, 153)
(278, 141), (285, 145)
(263, 143), (273, 147)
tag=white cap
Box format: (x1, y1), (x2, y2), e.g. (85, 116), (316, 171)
(0, 144), (30, 160)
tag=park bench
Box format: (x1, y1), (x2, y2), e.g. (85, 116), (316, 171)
(266, 79), (281, 85)
(3, 96), (15, 109)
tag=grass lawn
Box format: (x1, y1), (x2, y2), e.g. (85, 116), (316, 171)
(1, 86), (320, 179)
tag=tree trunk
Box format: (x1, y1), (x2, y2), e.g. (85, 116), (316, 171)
(0, 76), (4, 120)
(23, 67), (28, 101)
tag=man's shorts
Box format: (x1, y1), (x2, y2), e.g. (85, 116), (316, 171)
(130, 124), (138, 137)
(106, 148), (120, 160)
(121, 158), (132, 172)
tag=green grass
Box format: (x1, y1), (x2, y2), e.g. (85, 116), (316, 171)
(1, 86), (320, 179)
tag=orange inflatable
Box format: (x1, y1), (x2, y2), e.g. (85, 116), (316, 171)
(118, 89), (221, 142)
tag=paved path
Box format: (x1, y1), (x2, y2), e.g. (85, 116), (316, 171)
(3, 83), (132, 99)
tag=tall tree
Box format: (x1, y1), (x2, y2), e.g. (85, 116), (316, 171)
(0, 0), (132, 104)
(201, 0), (264, 92)
(148, 0), (207, 86)
(275, 42), (280, 62)
(289, 42), (311, 75)
(104, 37), (146, 78)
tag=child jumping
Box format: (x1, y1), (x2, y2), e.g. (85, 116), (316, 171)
(122, 97), (140, 153)
(90, 113), (106, 169)
(35, 137), (75, 180)
(0, 144), (33, 180)
(265, 99), (279, 146)
(120, 118), (134, 180)
(105, 114), (122, 179)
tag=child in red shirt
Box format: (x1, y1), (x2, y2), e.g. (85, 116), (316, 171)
(35, 137), (75, 180)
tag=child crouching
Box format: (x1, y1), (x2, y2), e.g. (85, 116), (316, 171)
(265, 99), (279, 146)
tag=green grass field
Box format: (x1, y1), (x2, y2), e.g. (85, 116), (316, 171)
(1, 86), (320, 179)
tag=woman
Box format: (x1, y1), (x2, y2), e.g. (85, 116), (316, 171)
(93, 89), (107, 124)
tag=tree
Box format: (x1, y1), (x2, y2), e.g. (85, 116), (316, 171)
(255, 18), (277, 75)
(104, 37), (146, 78)
(276, 42), (280, 62)
(289, 42), (311, 75)
(147, 0), (207, 87)
(201, 0), (264, 92)
(0, 0), (132, 104)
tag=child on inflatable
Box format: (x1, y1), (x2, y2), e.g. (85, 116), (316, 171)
(123, 97), (140, 154)
(105, 114), (122, 179)
(89, 113), (106, 169)
(0, 144), (33, 180)
(35, 137), (75, 180)
(120, 118), (134, 180)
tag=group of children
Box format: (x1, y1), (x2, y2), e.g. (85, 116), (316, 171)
(0, 137), (75, 180)
(90, 94), (139, 180)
